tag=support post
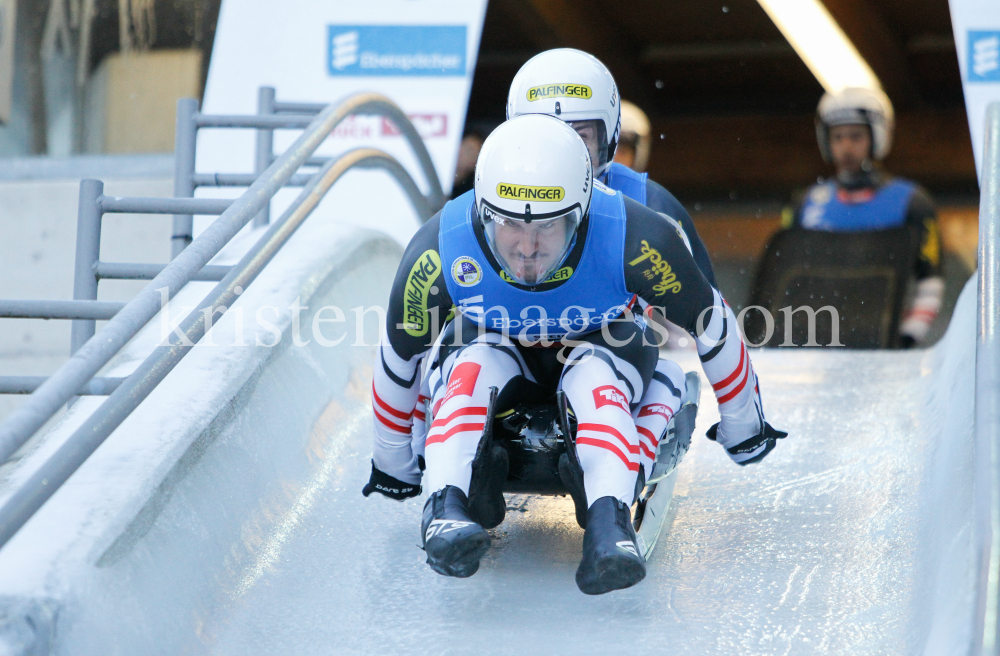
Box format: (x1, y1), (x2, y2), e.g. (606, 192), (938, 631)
(976, 101), (1000, 656)
(70, 180), (103, 356)
(172, 98), (199, 259)
(253, 86), (276, 228)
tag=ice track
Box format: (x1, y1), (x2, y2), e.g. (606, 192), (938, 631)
(206, 302), (977, 656)
(0, 226), (978, 655)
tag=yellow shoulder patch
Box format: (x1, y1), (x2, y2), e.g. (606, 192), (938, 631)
(921, 218), (941, 268)
(402, 250), (441, 337)
(781, 206), (794, 229)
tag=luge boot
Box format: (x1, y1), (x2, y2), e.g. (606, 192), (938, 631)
(422, 485), (491, 578)
(575, 496), (646, 595)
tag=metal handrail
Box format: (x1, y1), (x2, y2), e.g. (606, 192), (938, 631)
(274, 100), (326, 114)
(0, 377), (124, 395)
(976, 101), (1000, 656)
(192, 173), (313, 187)
(101, 196), (233, 215)
(95, 262), (232, 281)
(0, 94), (437, 548)
(0, 88), (442, 359)
(257, 91), (445, 211)
(0, 300), (125, 320)
(194, 114), (316, 129)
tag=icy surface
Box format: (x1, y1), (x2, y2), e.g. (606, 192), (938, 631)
(0, 227), (977, 654)
(195, 281), (977, 656)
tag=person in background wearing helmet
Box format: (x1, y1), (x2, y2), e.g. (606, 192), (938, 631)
(362, 114), (785, 595)
(615, 100), (652, 173)
(506, 48), (718, 290)
(786, 87), (944, 347)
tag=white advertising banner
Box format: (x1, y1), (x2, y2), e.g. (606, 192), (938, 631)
(949, 0), (1000, 181)
(199, 0), (488, 244)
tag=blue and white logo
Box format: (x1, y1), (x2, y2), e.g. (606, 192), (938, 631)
(968, 30), (1000, 82)
(331, 31), (359, 70)
(451, 256), (481, 287)
(327, 25), (467, 77)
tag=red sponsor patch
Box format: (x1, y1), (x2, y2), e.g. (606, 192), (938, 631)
(441, 362), (481, 406)
(593, 385), (630, 414)
(836, 187), (876, 204)
(638, 403), (674, 420)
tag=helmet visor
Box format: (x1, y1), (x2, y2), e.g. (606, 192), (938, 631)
(481, 201), (582, 285)
(822, 107), (873, 128)
(567, 119), (608, 173)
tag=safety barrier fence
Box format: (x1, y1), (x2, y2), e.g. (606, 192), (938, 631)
(977, 101), (1000, 656)
(0, 88), (442, 548)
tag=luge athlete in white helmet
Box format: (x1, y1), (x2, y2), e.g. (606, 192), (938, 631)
(786, 87), (944, 347)
(362, 115), (785, 594)
(506, 48), (718, 288)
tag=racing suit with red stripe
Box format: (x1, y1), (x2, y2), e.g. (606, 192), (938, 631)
(371, 195), (777, 503)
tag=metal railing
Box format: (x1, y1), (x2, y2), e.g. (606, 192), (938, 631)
(977, 101), (1000, 656)
(0, 89), (443, 548)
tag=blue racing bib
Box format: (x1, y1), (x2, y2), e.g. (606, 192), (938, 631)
(604, 162), (648, 206)
(800, 179), (917, 232)
(439, 183), (633, 342)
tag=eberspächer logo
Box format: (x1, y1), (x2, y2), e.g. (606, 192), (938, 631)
(968, 30), (1000, 82)
(327, 25), (467, 77)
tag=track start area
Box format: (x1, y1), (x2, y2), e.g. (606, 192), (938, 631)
(202, 289), (976, 655)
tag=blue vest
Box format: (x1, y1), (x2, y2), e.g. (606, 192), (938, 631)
(439, 184), (633, 342)
(604, 162), (647, 205)
(800, 179), (917, 232)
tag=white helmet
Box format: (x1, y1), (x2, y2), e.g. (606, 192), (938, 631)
(619, 100), (651, 172)
(506, 48), (620, 177)
(474, 114), (593, 286)
(815, 87), (895, 162)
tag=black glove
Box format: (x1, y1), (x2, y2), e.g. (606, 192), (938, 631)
(362, 460), (422, 500)
(707, 422), (788, 466)
(899, 335), (917, 350)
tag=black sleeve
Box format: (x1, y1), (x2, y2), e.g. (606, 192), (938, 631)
(905, 185), (942, 279)
(384, 212), (454, 361)
(785, 188), (809, 229)
(622, 196), (716, 334)
(644, 179), (719, 288)
(783, 185), (819, 229)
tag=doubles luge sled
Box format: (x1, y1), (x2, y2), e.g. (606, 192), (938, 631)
(462, 366), (701, 560)
(633, 372), (700, 558)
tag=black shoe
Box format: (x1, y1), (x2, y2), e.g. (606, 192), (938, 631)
(575, 496), (646, 595)
(422, 486), (491, 578)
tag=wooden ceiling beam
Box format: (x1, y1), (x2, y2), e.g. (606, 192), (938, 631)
(517, 0), (655, 108)
(644, 109), (975, 199)
(493, 0), (560, 52)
